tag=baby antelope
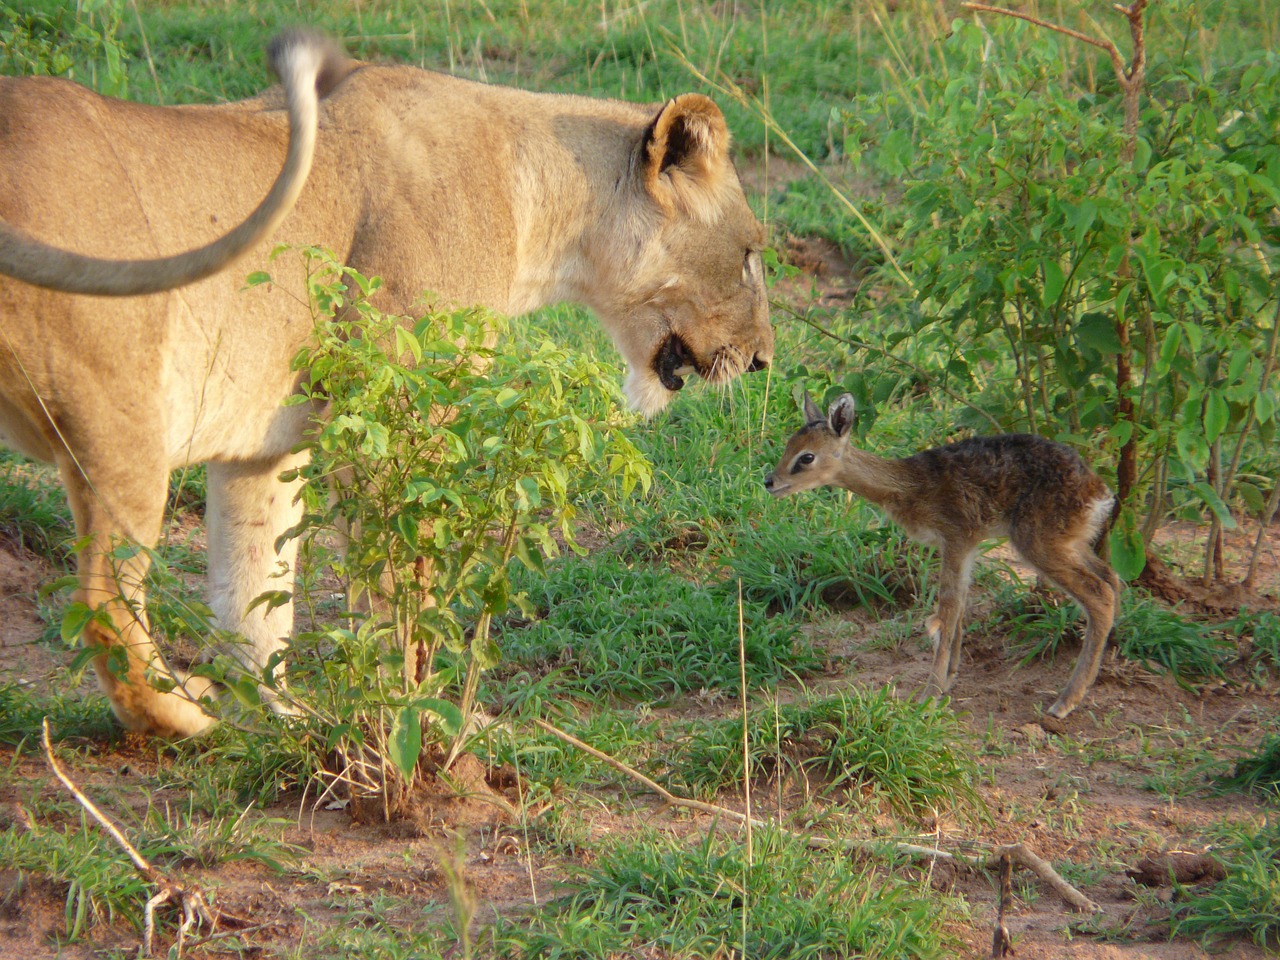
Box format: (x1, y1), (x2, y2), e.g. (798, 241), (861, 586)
(766, 392), (1120, 719)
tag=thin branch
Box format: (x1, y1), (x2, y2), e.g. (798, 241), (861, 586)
(961, 2), (1122, 69)
(992, 851), (1014, 957)
(995, 842), (1101, 914)
(42, 718), (154, 877)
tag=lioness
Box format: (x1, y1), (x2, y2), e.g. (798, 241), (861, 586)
(0, 32), (773, 737)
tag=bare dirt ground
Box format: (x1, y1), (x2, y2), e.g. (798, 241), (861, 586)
(0, 516), (1277, 959)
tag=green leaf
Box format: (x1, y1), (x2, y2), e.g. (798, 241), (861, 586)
(1202, 390), (1229, 443)
(395, 513), (420, 550)
(1157, 325), (1183, 375)
(388, 706), (422, 784)
(1191, 482), (1237, 529)
(1108, 507), (1146, 581)
(1175, 427), (1210, 474)
(60, 602), (98, 645)
(1255, 390), (1276, 424)
(1237, 481), (1264, 516)
(1075, 313), (1123, 355)
(394, 326), (423, 364)
(1041, 260), (1066, 306)
(413, 697), (463, 736)
(244, 271), (272, 287)
(1132, 136), (1152, 171)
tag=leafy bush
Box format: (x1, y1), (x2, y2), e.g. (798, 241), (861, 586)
(0, 0), (128, 94)
(277, 251), (651, 807)
(835, 13), (1280, 580)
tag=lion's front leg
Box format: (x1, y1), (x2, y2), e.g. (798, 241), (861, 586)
(205, 452), (308, 714)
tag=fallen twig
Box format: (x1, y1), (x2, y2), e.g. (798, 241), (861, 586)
(993, 843), (1101, 914)
(533, 718), (1102, 915)
(40, 718), (229, 957)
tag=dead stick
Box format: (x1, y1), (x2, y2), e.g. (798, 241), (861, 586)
(41, 718), (223, 957)
(994, 843), (1100, 913)
(534, 718), (1102, 914)
(992, 852), (1014, 957)
(535, 718), (952, 860)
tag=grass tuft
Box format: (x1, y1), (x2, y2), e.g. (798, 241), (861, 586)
(494, 827), (954, 959)
(1215, 734), (1280, 799)
(1171, 818), (1280, 949)
(667, 688), (980, 819)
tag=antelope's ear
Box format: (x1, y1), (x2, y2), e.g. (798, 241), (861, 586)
(802, 390), (824, 425)
(828, 394), (856, 439)
(640, 94), (732, 221)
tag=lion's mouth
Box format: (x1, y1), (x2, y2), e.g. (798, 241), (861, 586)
(654, 334), (700, 392)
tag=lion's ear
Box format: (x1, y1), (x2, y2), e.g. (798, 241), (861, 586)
(640, 94), (732, 221)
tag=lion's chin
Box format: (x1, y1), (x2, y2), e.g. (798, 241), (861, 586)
(624, 367), (679, 418)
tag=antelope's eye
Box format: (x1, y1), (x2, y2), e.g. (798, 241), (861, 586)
(791, 452), (815, 473)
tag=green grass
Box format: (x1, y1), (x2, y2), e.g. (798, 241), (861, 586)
(494, 554), (817, 702)
(494, 827), (955, 960)
(1117, 598), (1234, 682)
(1216, 734), (1280, 800)
(666, 689), (981, 819)
(0, 454), (72, 564)
(1172, 818), (1280, 949)
(0, 682), (118, 747)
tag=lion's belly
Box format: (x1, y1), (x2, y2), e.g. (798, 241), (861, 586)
(160, 283), (319, 468)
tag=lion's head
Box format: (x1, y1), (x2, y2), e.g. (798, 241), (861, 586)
(581, 94), (773, 417)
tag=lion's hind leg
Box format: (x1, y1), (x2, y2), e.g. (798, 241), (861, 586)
(59, 449), (215, 737)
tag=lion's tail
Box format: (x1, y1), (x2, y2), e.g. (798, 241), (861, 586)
(0, 29), (353, 297)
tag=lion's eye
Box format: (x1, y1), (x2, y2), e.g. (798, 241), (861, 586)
(743, 249), (761, 285)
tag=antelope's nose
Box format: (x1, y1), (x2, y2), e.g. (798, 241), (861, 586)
(763, 473), (775, 491)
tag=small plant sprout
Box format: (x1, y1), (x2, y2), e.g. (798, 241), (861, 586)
(766, 392), (1120, 719)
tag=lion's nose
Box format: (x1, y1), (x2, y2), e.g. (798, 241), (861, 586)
(748, 353), (769, 373)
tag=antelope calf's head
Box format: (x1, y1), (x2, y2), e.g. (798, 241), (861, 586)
(764, 391), (855, 497)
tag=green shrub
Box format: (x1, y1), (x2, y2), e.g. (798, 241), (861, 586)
(274, 251), (650, 808)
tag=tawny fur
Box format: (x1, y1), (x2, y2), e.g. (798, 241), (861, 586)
(0, 31), (773, 737)
(766, 393), (1120, 720)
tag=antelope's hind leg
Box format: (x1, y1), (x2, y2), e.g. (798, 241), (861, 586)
(1019, 538), (1119, 719)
